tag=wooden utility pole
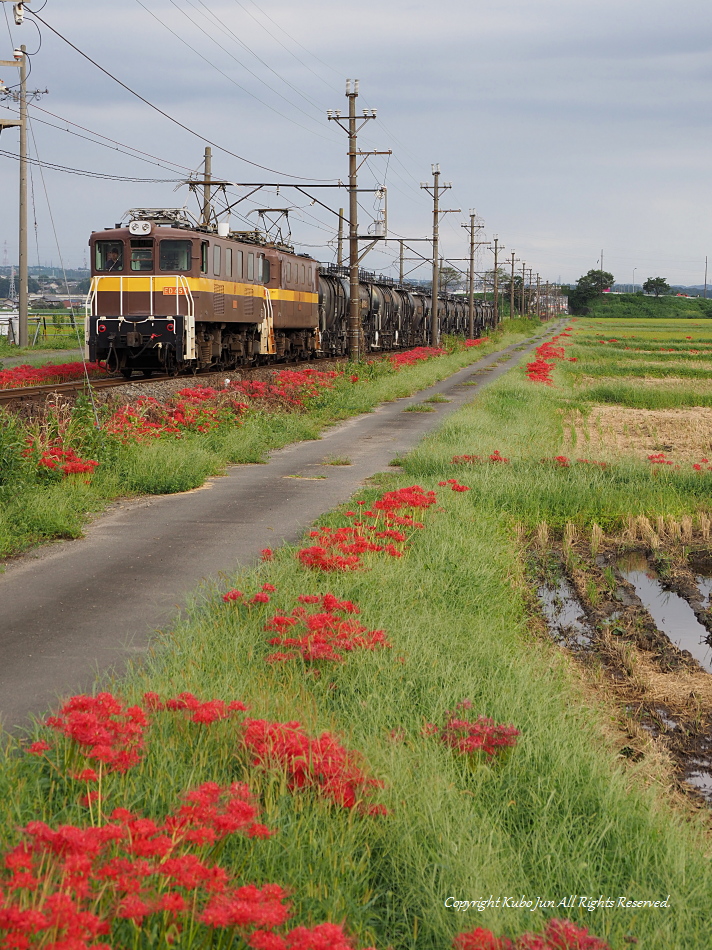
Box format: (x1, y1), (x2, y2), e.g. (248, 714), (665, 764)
(509, 251), (516, 320)
(337, 208), (344, 266)
(421, 166), (457, 346)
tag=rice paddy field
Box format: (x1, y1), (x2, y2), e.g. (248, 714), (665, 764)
(3, 317), (712, 950)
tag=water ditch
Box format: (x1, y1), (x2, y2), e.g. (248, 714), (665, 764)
(535, 549), (712, 805)
(617, 552), (712, 674)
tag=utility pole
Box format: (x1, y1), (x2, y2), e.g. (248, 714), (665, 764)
(201, 146), (212, 226)
(535, 274), (541, 319)
(705, 256), (708, 299)
(491, 237), (503, 324)
(544, 280), (550, 320)
(1, 36), (46, 348)
(328, 80), (383, 360)
(520, 263), (526, 315)
(509, 251), (516, 321)
(461, 211), (487, 338)
(421, 165), (457, 346)
(337, 209), (344, 267)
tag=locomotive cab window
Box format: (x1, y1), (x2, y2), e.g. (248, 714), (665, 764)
(225, 247), (233, 278)
(213, 244), (221, 276)
(130, 240), (153, 272)
(201, 241), (208, 274)
(247, 252), (254, 281)
(95, 241), (124, 272)
(159, 240), (192, 272)
(262, 258), (270, 284)
(236, 250), (243, 278)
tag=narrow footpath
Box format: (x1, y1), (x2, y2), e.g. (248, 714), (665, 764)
(0, 330), (555, 730)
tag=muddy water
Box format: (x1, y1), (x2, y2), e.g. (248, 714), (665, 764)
(617, 553), (712, 673)
(537, 579), (593, 647)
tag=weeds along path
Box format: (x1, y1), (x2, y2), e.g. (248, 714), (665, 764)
(0, 326), (559, 730)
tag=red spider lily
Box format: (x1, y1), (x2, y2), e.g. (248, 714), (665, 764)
(389, 346), (446, 367)
(251, 592), (271, 605)
(647, 453), (673, 466)
(0, 361), (108, 390)
(428, 701), (519, 758)
(32, 444), (100, 478)
(489, 450), (509, 463)
(250, 922), (377, 950)
(223, 589), (244, 602)
(264, 595), (390, 665)
(261, 549), (274, 561)
(464, 337), (489, 347)
(45, 693), (147, 773)
(453, 920), (612, 950)
(151, 692), (248, 724)
(452, 454), (481, 464)
(26, 740), (51, 755)
(240, 719), (386, 812)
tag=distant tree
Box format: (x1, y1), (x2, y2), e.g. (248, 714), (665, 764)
(643, 277), (671, 297)
(567, 269), (615, 314)
(76, 278), (92, 294)
(438, 266), (463, 294)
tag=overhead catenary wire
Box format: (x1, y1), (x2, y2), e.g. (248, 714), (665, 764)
(132, 0), (335, 142)
(27, 9), (338, 181)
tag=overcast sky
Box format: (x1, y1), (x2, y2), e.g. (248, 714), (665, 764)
(1, 0), (711, 286)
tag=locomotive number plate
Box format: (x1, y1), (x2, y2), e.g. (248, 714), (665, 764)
(162, 286), (188, 295)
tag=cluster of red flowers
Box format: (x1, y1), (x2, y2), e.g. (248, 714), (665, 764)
(297, 486), (435, 573)
(464, 338), (489, 348)
(0, 361), (106, 390)
(34, 444), (100, 477)
(525, 329), (577, 385)
(241, 719), (386, 813)
(647, 453), (673, 466)
(229, 368), (341, 410)
(43, 693), (148, 774)
(222, 583), (276, 606)
(104, 388), (249, 443)
(264, 592), (390, 664)
(388, 346), (446, 367)
(438, 478), (470, 492)
(425, 701), (519, 759)
(142, 692), (248, 724)
(453, 919), (611, 950)
(451, 449), (509, 465)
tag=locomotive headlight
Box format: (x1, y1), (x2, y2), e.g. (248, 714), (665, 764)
(129, 220), (152, 235)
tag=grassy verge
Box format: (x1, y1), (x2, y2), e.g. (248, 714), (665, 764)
(1, 317), (710, 949)
(0, 321), (542, 559)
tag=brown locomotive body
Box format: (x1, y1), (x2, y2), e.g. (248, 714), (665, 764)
(86, 212), (320, 376)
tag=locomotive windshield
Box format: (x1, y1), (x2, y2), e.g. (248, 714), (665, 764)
(95, 241), (124, 272)
(130, 239), (153, 272)
(159, 240), (192, 272)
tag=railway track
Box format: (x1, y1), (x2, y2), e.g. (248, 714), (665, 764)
(0, 373), (175, 405)
(0, 355), (351, 405)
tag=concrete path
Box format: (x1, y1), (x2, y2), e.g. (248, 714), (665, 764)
(0, 330), (555, 730)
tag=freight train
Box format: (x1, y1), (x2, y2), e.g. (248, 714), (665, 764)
(85, 209), (496, 377)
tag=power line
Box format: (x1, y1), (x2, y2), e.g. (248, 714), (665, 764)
(0, 147), (182, 181)
(28, 9), (337, 181)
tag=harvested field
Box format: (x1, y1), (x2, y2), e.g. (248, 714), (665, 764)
(569, 404), (712, 461)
